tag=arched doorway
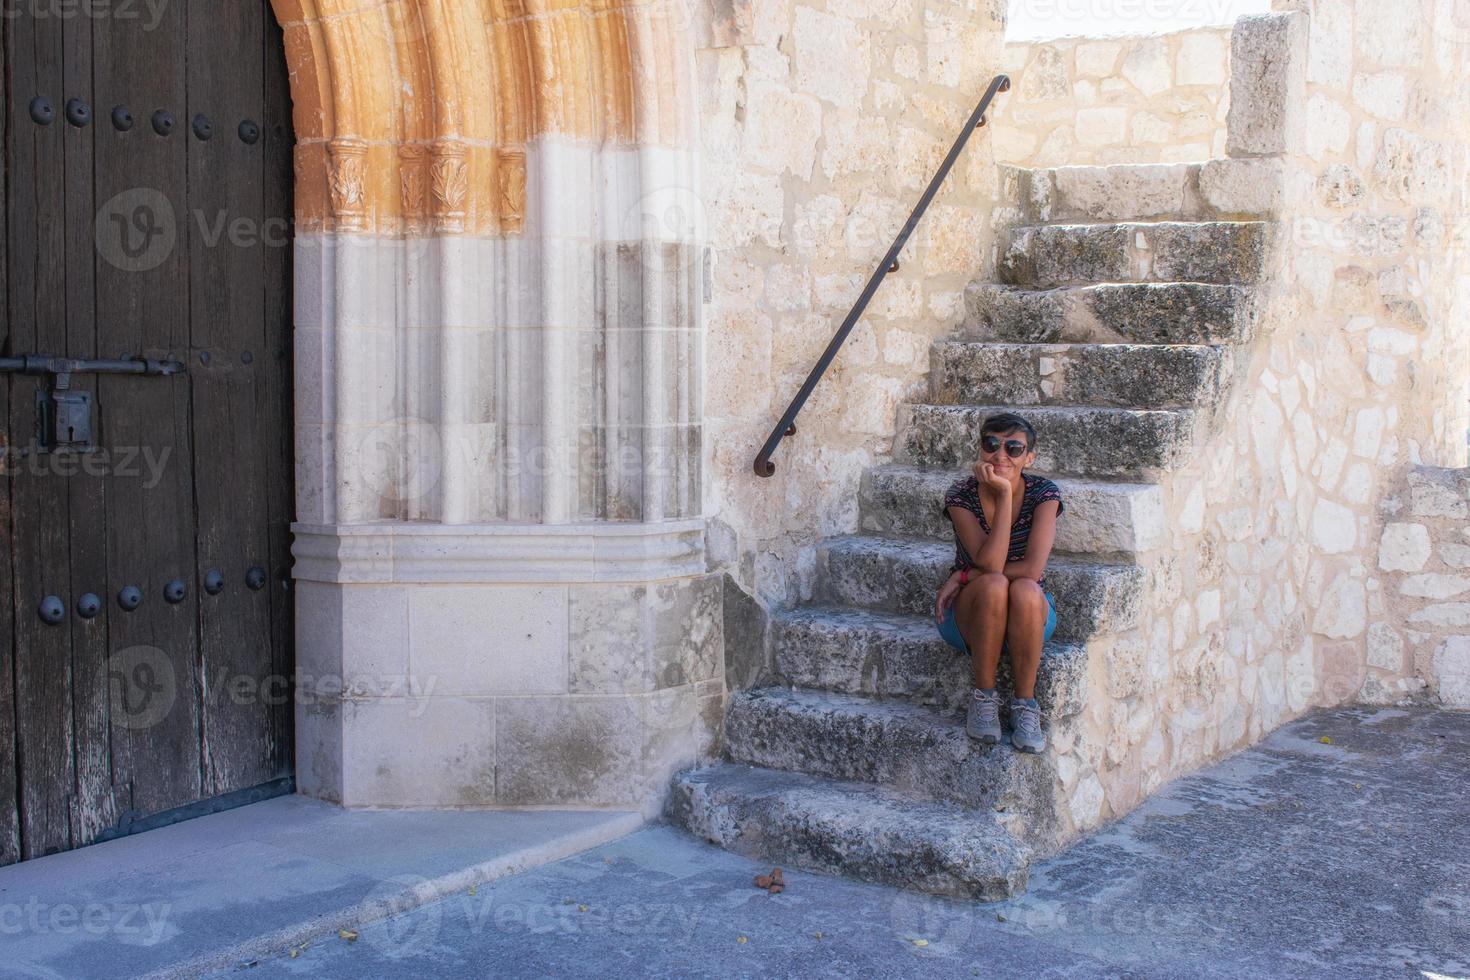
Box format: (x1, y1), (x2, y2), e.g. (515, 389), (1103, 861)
(2, 0), (296, 862)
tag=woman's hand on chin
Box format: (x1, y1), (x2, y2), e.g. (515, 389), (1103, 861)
(974, 461), (1012, 497)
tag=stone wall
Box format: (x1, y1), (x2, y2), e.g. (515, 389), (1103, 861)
(694, 0), (1008, 631)
(1375, 467), (1470, 707)
(992, 28), (1233, 167)
(1098, 0), (1470, 813)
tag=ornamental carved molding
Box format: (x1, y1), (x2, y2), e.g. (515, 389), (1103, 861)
(429, 142), (469, 235)
(326, 138), (369, 231)
(269, 0), (694, 237)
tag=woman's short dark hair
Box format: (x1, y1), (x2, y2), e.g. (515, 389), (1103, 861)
(981, 412), (1037, 449)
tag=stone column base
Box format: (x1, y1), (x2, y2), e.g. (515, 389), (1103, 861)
(291, 521), (723, 813)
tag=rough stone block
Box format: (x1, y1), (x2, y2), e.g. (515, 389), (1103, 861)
(771, 605), (1089, 715)
(1379, 522), (1432, 572)
(1408, 468), (1468, 518)
(899, 402), (1196, 480)
(1433, 636), (1470, 707)
(1074, 107), (1129, 147)
(1050, 164), (1192, 221)
(860, 464), (1165, 556)
(1227, 13), (1308, 158)
(1400, 574), (1470, 600)
(1198, 158), (1285, 215)
(495, 695), (644, 806)
(1176, 31), (1228, 86)
(930, 340), (1227, 411)
(1120, 38), (1171, 96)
(818, 533), (1146, 641)
(965, 282), (1255, 346)
(1366, 622), (1404, 672)
(723, 688), (1060, 811)
(341, 696), (496, 807)
(793, 7), (870, 108)
(999, 222), (1268, 288)
(669, 763), (1032, 900)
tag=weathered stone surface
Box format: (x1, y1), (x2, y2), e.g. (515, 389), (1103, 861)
(930, 341), (1228, 410)
(899, 403), (1196, 479)
(998, 222), (1269, 288)
(1408, 467), (1468, 518)
(965, 282), (1256, 346)
(1050, 164), (1191, 221)
(1432, 636), (1470, 707)
(1198, 158), (1285, 216)
(669, 763), (1032, 900)
(817, 534), (1146, 641)
(723, 688), (1060, 811)
(771, 605), (1089, 715)
(859, 464), (1166, 556)
(1227, 13), (1308, 157)
(1378, 522), (1432, 572)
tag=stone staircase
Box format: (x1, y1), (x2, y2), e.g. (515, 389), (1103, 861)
(670, 161), (1274, 900)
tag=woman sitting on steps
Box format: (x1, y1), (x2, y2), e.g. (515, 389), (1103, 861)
(934, 411), (1064, 754)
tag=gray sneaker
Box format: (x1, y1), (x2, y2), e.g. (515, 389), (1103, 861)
(966, 688), (1002, 744)
(1011, 697), (1046, 753)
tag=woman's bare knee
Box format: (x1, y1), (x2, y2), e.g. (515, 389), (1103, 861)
(1007, 577), (1043, 613)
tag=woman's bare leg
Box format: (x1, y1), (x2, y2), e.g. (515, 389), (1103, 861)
(954, 572), (1009, 689)
(1005, 579), (1047, 699)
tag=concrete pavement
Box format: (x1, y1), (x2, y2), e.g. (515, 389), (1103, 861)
(221, 706), (1470, 978)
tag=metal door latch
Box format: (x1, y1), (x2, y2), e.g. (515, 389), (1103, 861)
(0, 354), (185, 452)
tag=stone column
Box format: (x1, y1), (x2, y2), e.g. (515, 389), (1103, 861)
(276, 0), (721, 812)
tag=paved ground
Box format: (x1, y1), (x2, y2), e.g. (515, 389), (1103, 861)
(0, 797), (642, 979)
(223, 706), (1470, 979)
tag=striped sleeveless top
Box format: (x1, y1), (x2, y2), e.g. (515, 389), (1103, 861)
(942, 472), (1064, 586)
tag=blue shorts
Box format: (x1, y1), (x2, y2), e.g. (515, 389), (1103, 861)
(936, 590), (1056, 654)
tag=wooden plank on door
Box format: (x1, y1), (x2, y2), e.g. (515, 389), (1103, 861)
(260, 5), (296, 779)
(93, 0), (203, 819)
(8, 7), (80, 858)
(0, 7), (22, 869)
(62, 4), (118, 850)
(189, 0), (277, 795)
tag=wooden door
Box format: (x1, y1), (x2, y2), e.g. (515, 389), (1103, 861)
(2, 0), (294, 863)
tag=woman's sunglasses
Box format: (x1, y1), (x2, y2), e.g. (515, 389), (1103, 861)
(981, 435), (1030, 458)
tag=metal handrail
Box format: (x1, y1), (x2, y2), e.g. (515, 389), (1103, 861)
(753, 74), (1011, 477)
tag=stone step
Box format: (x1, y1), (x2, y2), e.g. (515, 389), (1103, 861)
(930, 340), (1230, 411)
(817, 534), (1145, 640)
(1000, 160), (1282, 225)
(771, 605), (1089, 715)
(897, 403), (1195, 480)
(860, 465), (1164, 558)
(965, 282), (1256, 346)
(668, 762), (1032, 900)
(1002, 163), (1200, 224)
(998, 221), (1269, 288)
(724, 688), (1061, 813)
